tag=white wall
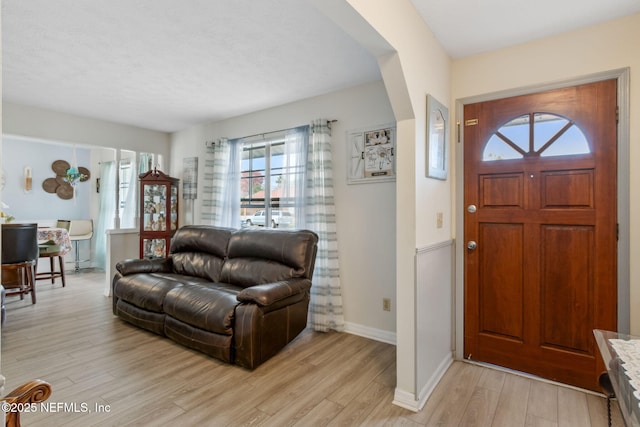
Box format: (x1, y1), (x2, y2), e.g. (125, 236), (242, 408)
(170, 80), (397, 337)
(3, 102), (170, 154)
(451, 13), (640, 338)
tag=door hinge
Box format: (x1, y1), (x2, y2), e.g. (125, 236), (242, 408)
(616, 106), (619, 124)
(456, 121), (461, 143)
(617, 223), (619, 241)
(465, 119), (478, 126)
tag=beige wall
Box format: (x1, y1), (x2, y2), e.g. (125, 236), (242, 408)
(347, 0), (452, 410)
(452, 13), (640, 333)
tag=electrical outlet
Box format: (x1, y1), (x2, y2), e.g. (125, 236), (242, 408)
(436, 212), (443, 228)
(383, 298), (391, 312)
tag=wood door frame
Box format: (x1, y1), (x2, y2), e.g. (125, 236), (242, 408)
(454, 68), (631, 361)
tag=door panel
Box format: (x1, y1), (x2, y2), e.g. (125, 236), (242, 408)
(479, 223), (524, 340)
(464, 80), (617, 391)
(541, 170), (594, 208)
(480, 174), (523, 208)
(540, 225), (593, 353)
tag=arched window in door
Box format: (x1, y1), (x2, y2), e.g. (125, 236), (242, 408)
(482, 113), (590, 161)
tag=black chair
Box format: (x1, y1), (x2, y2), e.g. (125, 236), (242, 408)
(1, 223), (39, 304)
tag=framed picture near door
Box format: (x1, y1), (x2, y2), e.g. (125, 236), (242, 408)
(426, 95), (448, 180)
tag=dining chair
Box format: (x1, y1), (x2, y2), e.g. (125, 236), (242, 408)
(35, 241), (66, 287)
(56, 219), (71, 230)
(1, 223), (39, 304)
(68, 219), (93, 272)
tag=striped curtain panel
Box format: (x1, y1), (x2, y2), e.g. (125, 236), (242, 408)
(306, 119), (345, 332)
(201, 138), (241, 228)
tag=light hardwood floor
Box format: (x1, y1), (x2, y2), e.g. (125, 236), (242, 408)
(1, 272), (623, 426)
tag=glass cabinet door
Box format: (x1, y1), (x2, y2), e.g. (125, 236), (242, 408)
(142, 184), (167, 232)
(141, 238), (167, 259)
(170, 184), (178, 231)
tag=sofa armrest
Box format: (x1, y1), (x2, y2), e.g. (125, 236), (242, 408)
(237, 279), (311, 306)
(115, 257), (173, 276)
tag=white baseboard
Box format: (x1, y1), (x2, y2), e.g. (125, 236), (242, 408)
(343, 321), (396, 345)
(392, 352), (453, 412)
(392, 388), (420, 412)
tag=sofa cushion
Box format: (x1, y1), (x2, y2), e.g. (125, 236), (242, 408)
(220, 228), (318, 287)
(114, 273), (211, 312)
(169, 225), (234, 282)
(220, 259), (300, 288)
(171, 252), (226, 283)
(163, 283), (243, 335)
(164, 316), (233, 363)
(115, 300), (166, 335)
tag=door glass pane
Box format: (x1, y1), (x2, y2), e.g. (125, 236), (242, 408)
(497, 114), (529, 153)
(483, 113), (590, 161)
(533, 113), (569, 151)
(483, 134), (524, 161)
(536, 113), (590, 157)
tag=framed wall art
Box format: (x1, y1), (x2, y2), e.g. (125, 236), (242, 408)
(347, 122), (396, 184)
(426, 95), (449, 180)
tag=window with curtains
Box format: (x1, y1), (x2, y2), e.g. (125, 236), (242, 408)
(118, 151), (135, 228)
(114, 150), (160, 229)
(238, 128), (307, 229)
(201, 120), (344, 331)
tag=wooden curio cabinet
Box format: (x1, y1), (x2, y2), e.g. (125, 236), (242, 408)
(139, 168), (179, 259)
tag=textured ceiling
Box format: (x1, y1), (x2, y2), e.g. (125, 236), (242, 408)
(3, 1), (639, 134)
(1, 0), (382, 133)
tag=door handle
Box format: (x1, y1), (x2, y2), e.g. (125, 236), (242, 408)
(467, 241), (477, 251)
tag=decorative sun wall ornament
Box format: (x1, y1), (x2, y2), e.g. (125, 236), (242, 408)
(43, 159), (90, 200)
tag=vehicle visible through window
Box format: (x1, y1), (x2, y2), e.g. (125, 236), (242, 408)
(243, 209), (292, 228)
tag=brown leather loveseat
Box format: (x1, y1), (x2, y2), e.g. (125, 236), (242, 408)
(112, 225), (318, 369)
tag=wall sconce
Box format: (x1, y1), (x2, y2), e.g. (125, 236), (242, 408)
(24, 166), (32, 193)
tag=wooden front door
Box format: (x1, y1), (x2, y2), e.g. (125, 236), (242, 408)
(463, 80), (617, 391)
